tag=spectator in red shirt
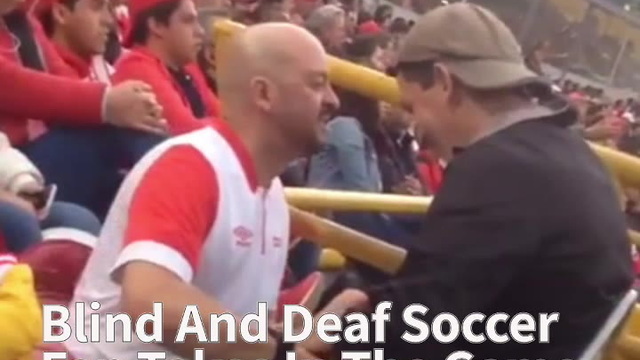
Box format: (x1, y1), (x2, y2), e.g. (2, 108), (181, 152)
(0, 0), (167, 218)
(31, 0), (113, 82)
(33, 0), (166, 162)
(112, 0), (221, 136)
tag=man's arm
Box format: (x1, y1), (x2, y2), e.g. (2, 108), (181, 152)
(349, 149), (542, 357)
(113, 56), (211, 136)
(115, 145), (277, 359)
(0, 56), (104, 125)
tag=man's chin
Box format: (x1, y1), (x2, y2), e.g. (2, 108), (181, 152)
(301, 135), (326, 157)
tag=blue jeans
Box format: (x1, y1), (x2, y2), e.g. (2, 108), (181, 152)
(20, 126), (165, 219)
(0, 201), (101, 254)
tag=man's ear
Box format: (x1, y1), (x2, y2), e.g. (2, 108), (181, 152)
(432, 63), (453, 94)
(434, 63), (463, 107)
(148, 17), (167, 39)
(250, 76), (275, 113)
(51, 3), (72, 26)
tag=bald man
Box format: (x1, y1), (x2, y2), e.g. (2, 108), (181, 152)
(63, 23), (354, 360)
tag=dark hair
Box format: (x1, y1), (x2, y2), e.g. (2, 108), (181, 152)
(40, 0), (80, 37)
(373, 4), (391, 24)
(388, 17), (408, 34)
(335, 86), (396, 162)
(395, 60), (557, 109)
(357, 10), (372, 25)
(394, 60), (437, 89)
(345, 33), (380, 60)
(128, 0), (182, 46)
(253, 0), (287, 23)
(335, 87), (380, 136)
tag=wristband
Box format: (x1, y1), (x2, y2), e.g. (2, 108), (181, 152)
(269, 327), (294, 360)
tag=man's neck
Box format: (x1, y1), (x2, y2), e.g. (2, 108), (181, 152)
(51, 31), (90, 61)
(145, 40), (181, 69)
(454, 96), (534, 148)
(225, 116), (293, 189)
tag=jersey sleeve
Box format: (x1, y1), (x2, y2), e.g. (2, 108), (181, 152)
(112, 56), (209, 136)
(112, 145), (219, 282)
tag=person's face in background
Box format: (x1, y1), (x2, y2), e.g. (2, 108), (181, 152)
(378, 38), (399, 70)
(380, 102), (412, 133)
(154, 0), (204, 65)
(293, 0), (320, 19)
(369, 45), (387, 71)
(231, 0), (259, 23)
(195, 0), (235, 76)
(53, 0), (113, 58)
(256, 1), (290, 22)
(322, 14), (347, 51)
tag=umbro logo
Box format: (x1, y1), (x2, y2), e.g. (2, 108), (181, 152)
(273, 236), (283, 248)
(233, 226), (253, 247)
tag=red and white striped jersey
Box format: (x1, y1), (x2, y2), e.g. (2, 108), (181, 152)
(66, 121), (290, 359)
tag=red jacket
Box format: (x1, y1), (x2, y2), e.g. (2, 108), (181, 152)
(112, 47), (220, 136)
(417, 150), (444, 194)
(0, 12), (105, 146)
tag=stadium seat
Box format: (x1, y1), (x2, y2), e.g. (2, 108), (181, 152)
(580, 289), (638, 360)
(276, 271), (324, 322)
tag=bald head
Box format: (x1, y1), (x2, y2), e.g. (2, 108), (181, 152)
(217, 23), (327, 107)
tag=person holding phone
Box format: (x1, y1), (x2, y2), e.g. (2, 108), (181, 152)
(0, 133), (101, 254)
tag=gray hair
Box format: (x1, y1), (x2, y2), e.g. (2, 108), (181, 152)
(304, 4), (345, 37)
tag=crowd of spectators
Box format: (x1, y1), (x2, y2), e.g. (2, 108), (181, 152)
(0, 0), (445, 284)
(0, 0), (638, 356)
(1, 0), (639, 281)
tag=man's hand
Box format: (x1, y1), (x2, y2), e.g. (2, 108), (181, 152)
(392, 175), (423, 196)
(295, 289), (369, 359)
(104, 81), (168, 135)
(583, 121), (619, 141)
(0, 190), (37, 216)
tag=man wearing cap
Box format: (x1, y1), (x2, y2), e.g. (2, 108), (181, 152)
(342, 4), (633, 359)
(112, 0), (221, 135)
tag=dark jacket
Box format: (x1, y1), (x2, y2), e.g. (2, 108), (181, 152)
(342, 107), (634, 360)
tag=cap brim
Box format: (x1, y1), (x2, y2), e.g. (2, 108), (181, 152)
(444, 58), (547, 90)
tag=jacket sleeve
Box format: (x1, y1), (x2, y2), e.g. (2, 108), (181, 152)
(113, 59), (209, 135)
(0, 57), (105, 125)
(0, 264), (42, 360)
(0, 133), (43, 193)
